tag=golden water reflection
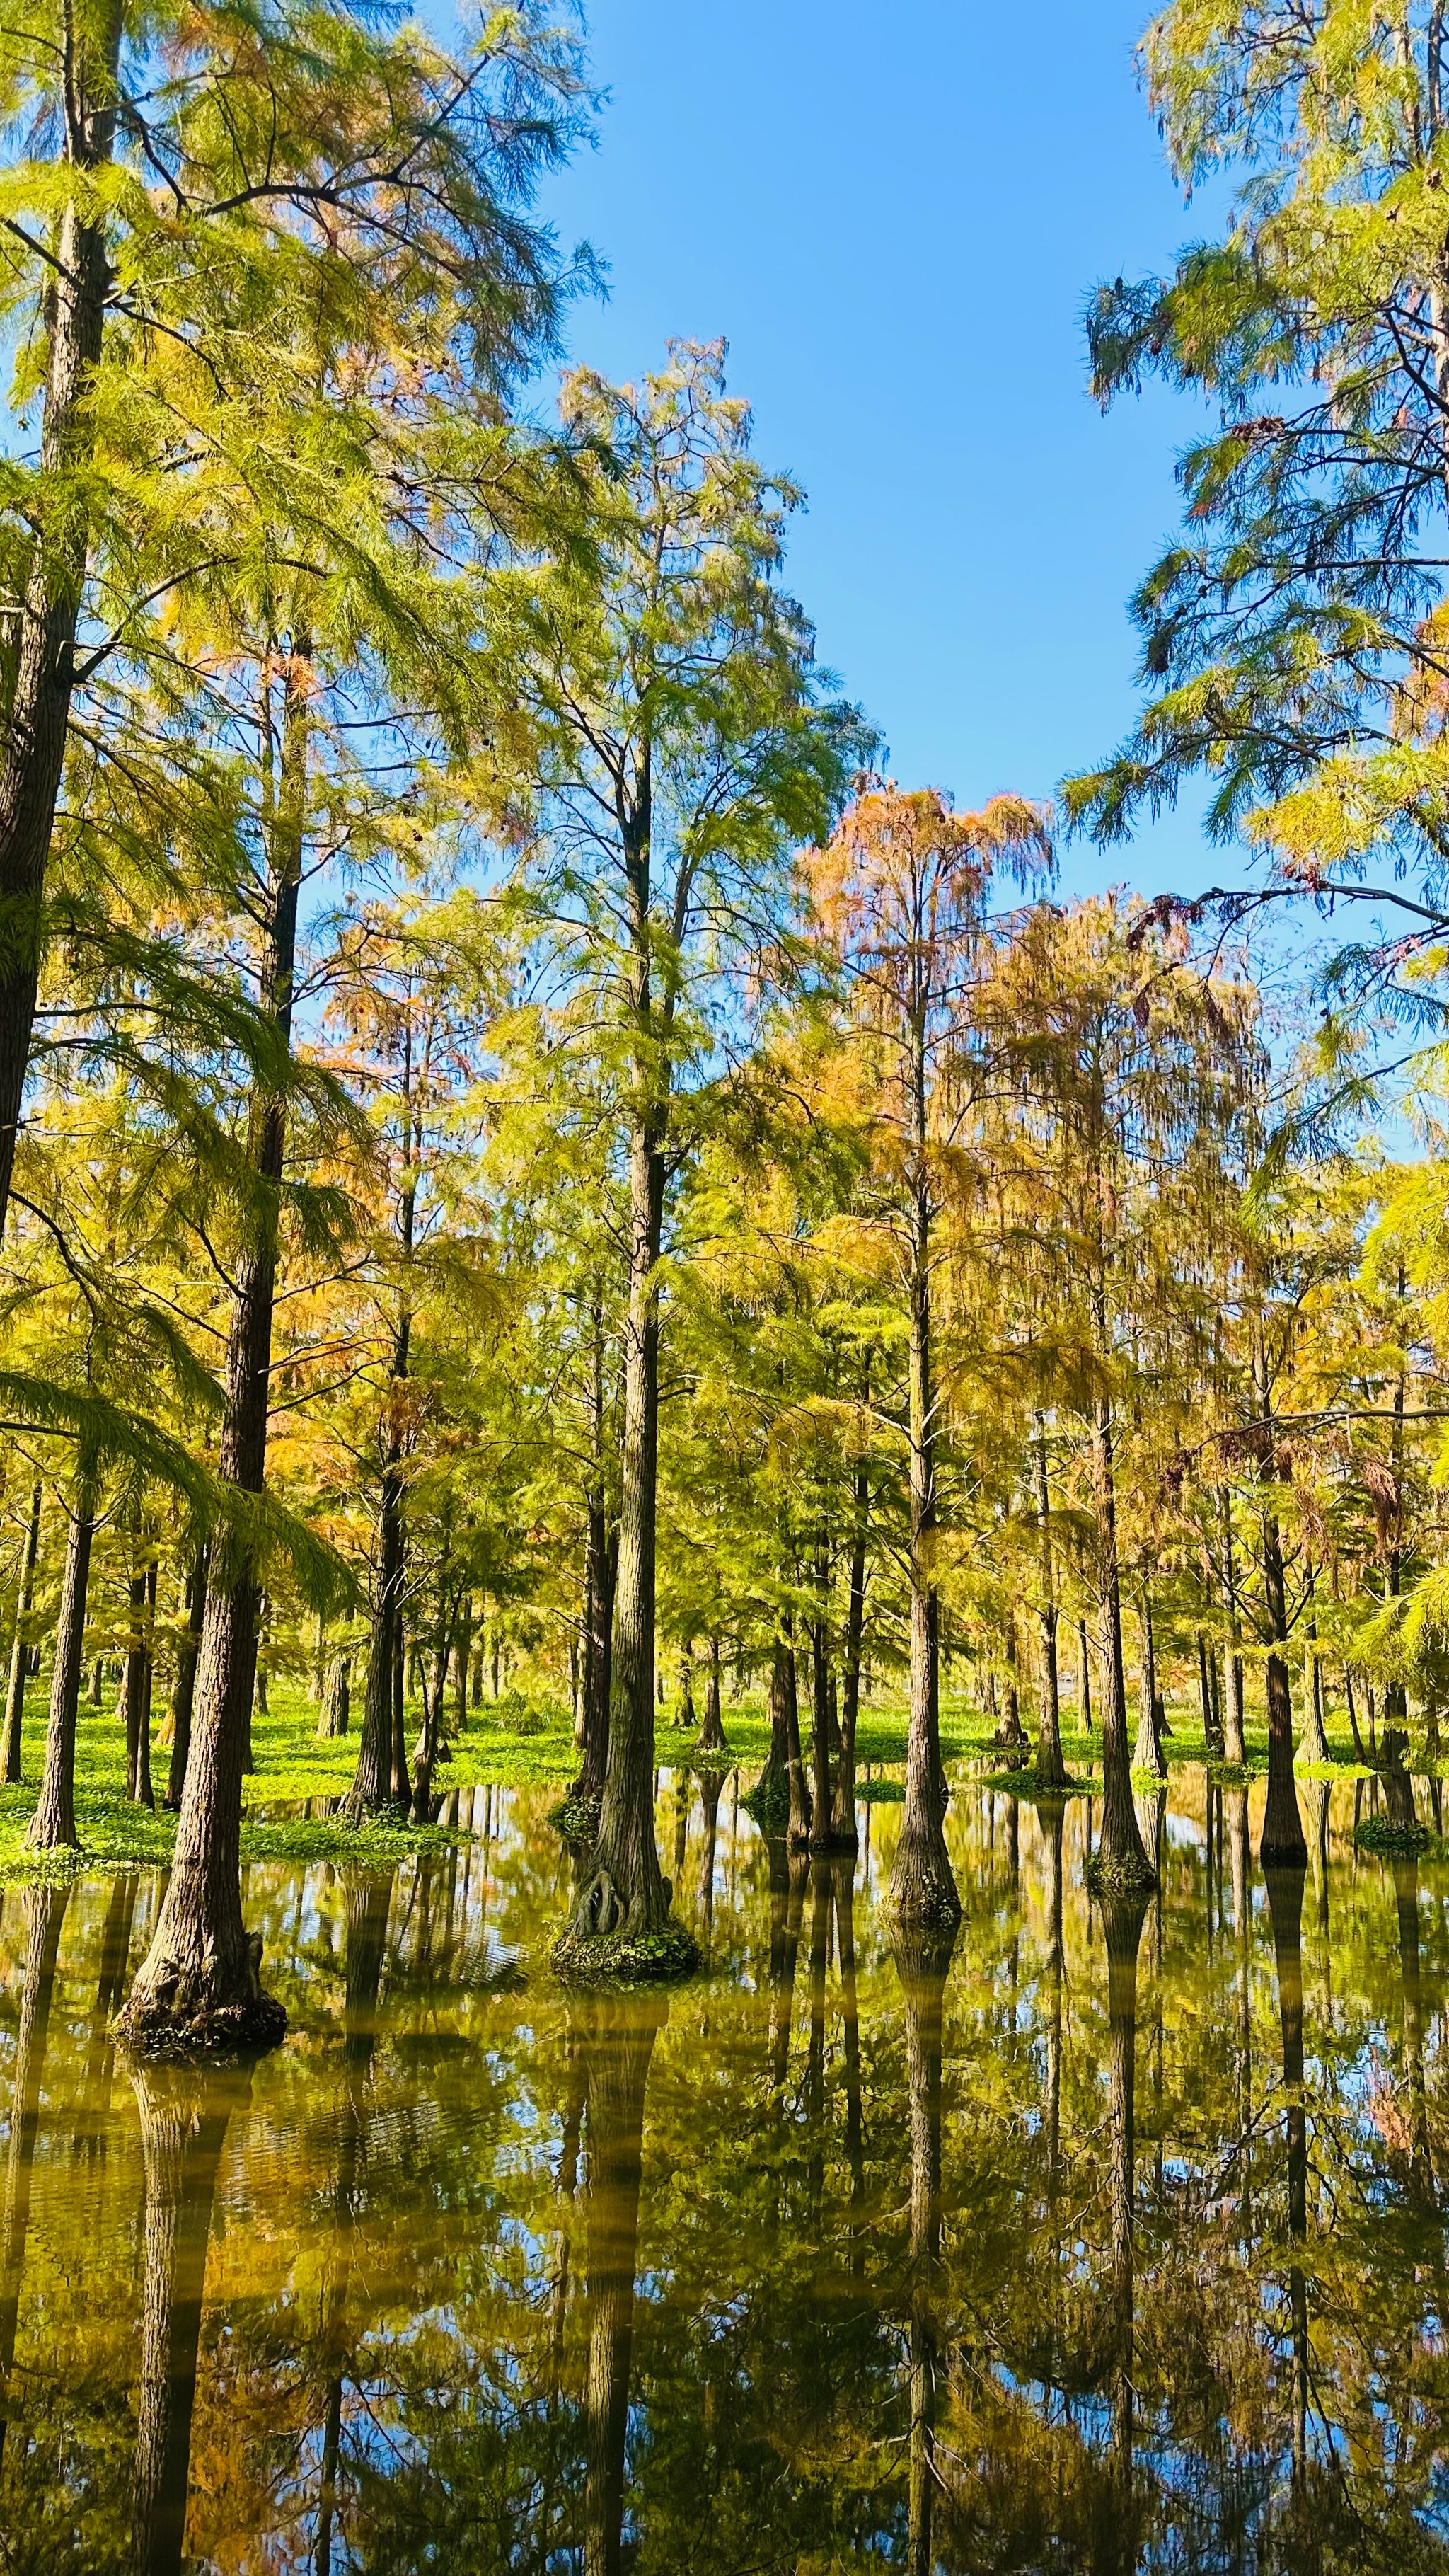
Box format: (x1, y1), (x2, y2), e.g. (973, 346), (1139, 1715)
(0, 1770), (1445, 2570)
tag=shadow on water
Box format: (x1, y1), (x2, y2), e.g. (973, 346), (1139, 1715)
(1, 1767), (1449, 2568)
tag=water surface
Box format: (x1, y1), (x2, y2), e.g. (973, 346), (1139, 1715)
(1, 1769), (1446, 2572)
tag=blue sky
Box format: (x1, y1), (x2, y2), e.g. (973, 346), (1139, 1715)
(535, 0), (1223, 904)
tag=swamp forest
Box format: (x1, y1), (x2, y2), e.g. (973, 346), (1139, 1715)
(4, 0), (1449, 2567)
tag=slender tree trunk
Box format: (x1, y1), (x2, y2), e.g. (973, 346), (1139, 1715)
(1078, 1618), (1092, 1732)
(165, 1543), (207, 1812)
(833, 1440), (868, 1846)
(0, 0), (124, 1238)
(1092, 1386), (1151, 1885)
(1133, 1594), (1166, 1779)
(1254, 1335), (1305, 1870)
(124, 1520), (156, 1809)
(1, 1483), (41, 1783)
(751, 1635), (792, 1820)
(695, 1632), (727, 1755)
(783, 1621), (812, 1847)
(118, 645), (311, 2053)
(564, 797), (686, 1963)
(1034, 1422), (1067, 1786)
(891, 1171), (959, 1924)
(28, 1468), (96, 1850)
(1218, 1486), (1247, 1766)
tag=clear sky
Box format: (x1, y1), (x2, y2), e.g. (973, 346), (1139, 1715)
(535, 0), (1222, 904)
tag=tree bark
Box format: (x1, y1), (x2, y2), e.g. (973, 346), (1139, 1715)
(0, 0), (124, 1236)
(1092, 1388), (1152, 1885)
(890, 1169), (959, 1925)
(1, 1483), (41, 1783)
(1034, 1422), (1067, 1786)
(695, 1631), (727, 1756)
(1216, 1488), (1247, 1765)
(563, 781), (686, 1961)
(1132, 1594), (1166, 1779)
(1078, 1618), (1092, 1732)
(832, 1442), (868, 1846)
(27, 1468), (96, 1849)
(165, 1543), (207, 1811)
(123, 1522), (156, 1809)
(118, 643), (311, 2054)
(317, 1652), (350, 1740)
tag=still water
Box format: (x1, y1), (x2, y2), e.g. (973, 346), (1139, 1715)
(0, 1768), (1445, 2573)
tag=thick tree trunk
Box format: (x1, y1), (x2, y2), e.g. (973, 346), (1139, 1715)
(165, 1543), (207, 1811)
(1, 1483), (41, 1783)
(129, 2065), (243, 2576)
(0, 0), (123, 1238)
(118, 647), (311, 2055)
(317, 1652), (350, 1740)
(28, 1471), (96, 1849)
(890, 1189), (959, 1925)
(1092, 1391), (1152, 1886)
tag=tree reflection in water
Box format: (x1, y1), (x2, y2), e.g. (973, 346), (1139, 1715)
(129, 2059), (248, 2576)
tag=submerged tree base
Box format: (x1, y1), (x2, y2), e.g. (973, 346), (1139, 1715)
(1085, 1847), (1158, 1897)
(115, 1932), (287, 2062)
(551, 1919), (700, 1986)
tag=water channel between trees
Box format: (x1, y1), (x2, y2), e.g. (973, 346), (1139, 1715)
(0, 1764), (1445, 2572)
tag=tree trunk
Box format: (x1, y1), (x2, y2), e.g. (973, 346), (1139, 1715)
(1254, 1345), (1306, 1870)
(751, 1636), (792, 1822)
(574, 1517), (616, 1805)
(1034, 1422), (1067, 1786)
(27, 1469), (96, 1850)
(118, 645), (311, 2054)
(165, 1543), (207, 1812)
(890, 1180), (959, 1925)
(695, 1632), (727, 1755)
(1133, 1594), (1166, 1779)
(562, 1005), (686, 1961)
(123, 1524), (156, 1809)
(1218, 1486), (1247, 1766)
(1, 1483), (41, 1783)
(1297, 1574), (1330, 1767)
(0, 0), (124, 1238)
(783, 1623), (812, 1848)
(317, 1652), (351, 1740)
(832, 1443), (868, 1846)
(1078, 1618), (1092, 1732)
(1092, 1391), (1151, 1885)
